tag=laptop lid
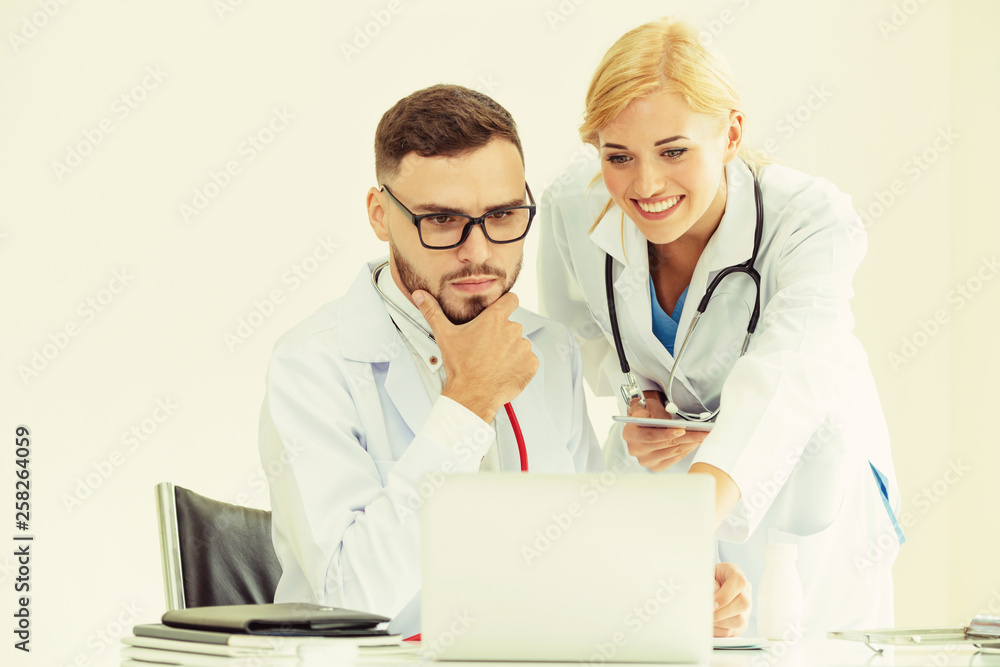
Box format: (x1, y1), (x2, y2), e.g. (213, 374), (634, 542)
(420, 473), (714, 663)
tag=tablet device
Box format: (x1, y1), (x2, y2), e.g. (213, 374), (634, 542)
(611, 416), (715, 431)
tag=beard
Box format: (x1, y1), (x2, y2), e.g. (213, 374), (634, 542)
(392, 244), (522, 325)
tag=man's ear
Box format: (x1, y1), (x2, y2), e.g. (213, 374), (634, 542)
(367, 187), (390, 242)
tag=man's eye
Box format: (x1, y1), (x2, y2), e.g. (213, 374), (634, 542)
(425, 215), (458, 225)
(487, 210), (512, 221)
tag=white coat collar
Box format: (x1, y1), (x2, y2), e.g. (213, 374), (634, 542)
(702, 159), (758, 273)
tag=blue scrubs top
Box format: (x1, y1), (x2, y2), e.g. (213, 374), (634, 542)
(649, 276), (688, 357)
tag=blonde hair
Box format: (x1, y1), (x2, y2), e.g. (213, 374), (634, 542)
(581, 18), (769, 233)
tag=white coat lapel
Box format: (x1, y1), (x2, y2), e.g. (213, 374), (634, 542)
(338, 261), (432, 439)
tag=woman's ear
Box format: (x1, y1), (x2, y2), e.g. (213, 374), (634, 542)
(723, 111), (745, 163)
(367, 187), (390, 242)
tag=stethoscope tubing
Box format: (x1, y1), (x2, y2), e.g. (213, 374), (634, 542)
(607, 170), (765, 422)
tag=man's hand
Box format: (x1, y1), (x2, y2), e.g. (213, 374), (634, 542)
(414, 290), (538, 423)
(713, 562), (751, 637)
(622, 390), (708, 471)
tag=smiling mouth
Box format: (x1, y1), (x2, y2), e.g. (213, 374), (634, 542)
(634, 195), (683, 213)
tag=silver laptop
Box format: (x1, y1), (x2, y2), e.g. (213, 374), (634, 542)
(420, 473), (714, 663)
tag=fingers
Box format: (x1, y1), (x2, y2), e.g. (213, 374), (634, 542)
(412, 289), (447, 336)
(645, 442), (702, 472)
(486, 291), (520, 319)
(713, 563), (751, 637)
(627, 398), (651, 418)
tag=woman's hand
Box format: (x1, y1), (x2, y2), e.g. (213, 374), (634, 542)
(714, 562), (752, 637)
(622, 390), (708, 472)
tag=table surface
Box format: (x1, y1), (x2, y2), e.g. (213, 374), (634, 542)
(119, 638), (1000, 666)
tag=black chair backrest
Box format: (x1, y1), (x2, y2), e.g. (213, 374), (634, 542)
(174, 485), (282, 607)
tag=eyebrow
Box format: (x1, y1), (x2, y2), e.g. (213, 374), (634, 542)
(601, 135), (688, 150)
(412, 197), (527, 215)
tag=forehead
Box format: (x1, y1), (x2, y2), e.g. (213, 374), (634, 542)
(599, 90), (715, 144)
(393, 139), (525, 203)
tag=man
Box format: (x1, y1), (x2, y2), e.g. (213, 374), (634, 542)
(259, 84), (750, 639)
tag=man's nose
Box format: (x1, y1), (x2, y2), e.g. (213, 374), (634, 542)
(457, 223), (492, 263)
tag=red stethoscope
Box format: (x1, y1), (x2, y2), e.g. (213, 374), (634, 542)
(372, 262), (528, 472)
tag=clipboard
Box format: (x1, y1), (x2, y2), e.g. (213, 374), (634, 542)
(829, 615), (1000, 654)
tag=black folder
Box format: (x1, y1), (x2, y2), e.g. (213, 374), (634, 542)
(161, 603), (391, 636)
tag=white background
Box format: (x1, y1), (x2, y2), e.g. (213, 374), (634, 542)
(2, 0), (998, 664)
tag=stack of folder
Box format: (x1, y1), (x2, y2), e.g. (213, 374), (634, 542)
(120, 603), (414, 665)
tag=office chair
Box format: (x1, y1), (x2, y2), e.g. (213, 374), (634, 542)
(155, 482), (282, 610)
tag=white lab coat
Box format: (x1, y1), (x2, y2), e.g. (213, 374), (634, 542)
(538, 156), (901, 636)
(259, 260), (603, 637)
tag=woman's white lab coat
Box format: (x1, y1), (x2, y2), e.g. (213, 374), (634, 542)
(538, 156), (902, 636)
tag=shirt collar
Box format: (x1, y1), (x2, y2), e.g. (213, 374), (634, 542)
(375, 263), (443, 373)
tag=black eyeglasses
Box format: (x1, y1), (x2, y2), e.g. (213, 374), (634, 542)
(380, 184), (536, 250)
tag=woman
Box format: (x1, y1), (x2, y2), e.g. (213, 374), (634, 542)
(538, 18), (902, 636)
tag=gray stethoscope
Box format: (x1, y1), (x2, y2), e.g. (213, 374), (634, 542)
(607, 172), (764, 422)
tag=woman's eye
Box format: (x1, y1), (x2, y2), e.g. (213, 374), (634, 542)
(605, 154), (631, 165)
(663, 148), (687, 160)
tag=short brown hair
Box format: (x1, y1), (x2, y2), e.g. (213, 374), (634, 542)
(374, 84), (524, 185)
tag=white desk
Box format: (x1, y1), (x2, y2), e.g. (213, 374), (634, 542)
(121, 638), (1000, 666)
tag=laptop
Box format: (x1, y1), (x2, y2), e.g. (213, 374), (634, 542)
(420, 473), (714, 663)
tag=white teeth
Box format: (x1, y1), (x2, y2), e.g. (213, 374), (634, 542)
(637, 196), (681, 213)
